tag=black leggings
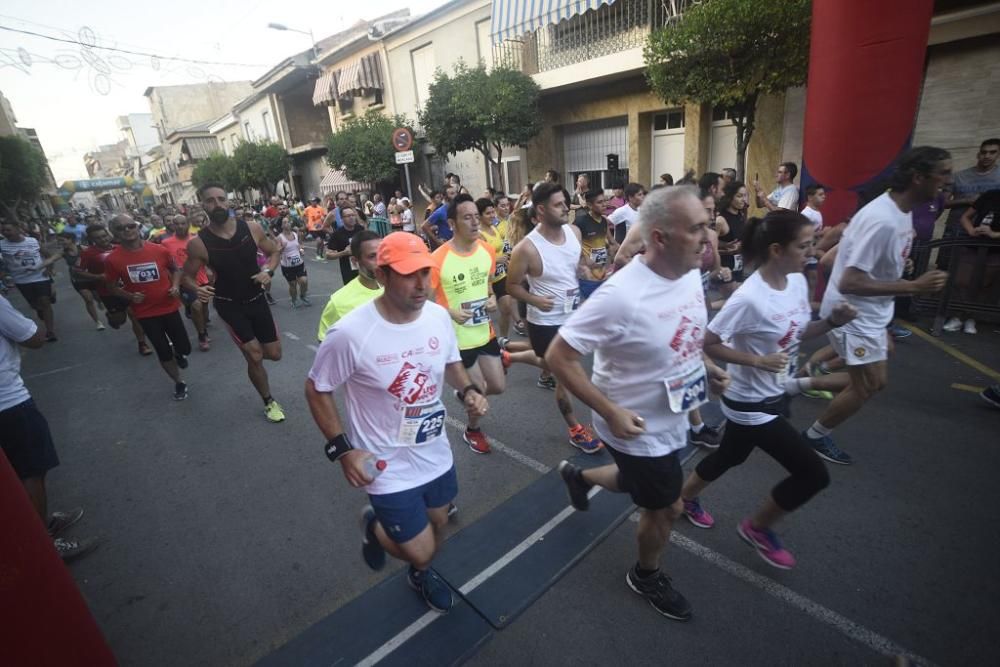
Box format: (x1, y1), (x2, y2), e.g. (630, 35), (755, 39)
(138, 311), (192, 362)
(695, 417), (830, 512)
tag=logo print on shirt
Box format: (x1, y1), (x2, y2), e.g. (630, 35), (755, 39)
(668, 315), (704, 359)
(428, 336), (439, 351)
(387, 361), (437, 405)
(778, 321), (800, 350)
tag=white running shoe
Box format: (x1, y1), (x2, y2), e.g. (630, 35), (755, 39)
(943, 317), (962, 332)
(963, 319), (977, 335)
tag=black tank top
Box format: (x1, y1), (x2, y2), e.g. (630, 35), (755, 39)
(718, 209), (745, 270)
(199, 220), (262, 302)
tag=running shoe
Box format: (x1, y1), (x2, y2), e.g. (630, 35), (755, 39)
(689, 424), (723, 448)
(537, 373), (557, 390)
(513, 321), (527, 337)
(54, 536), (99, 562)
(359, 505), (386, 571)
(265, 293), (277, 306)
(497, 336), (509, 350)
(980, 384), (1000, 409)
(138, 341), (153, 356)
(174, 353), (189, 369)
(500, 349), (512, 370)
(801, 386), (834, 400)
(464, 428), (491, 454)
(803, 431), (852, 465)
(889, 324), (912, 340)
(47, 508), (84, 537)
(447, 502), (458, 519)
(407, 566), (453, 613)
(682, 497), (714, 529)
(963, 319), (977, 335)
(300, 296), (312, 307)
(809, 362), (830, 377)
(942, 316), (962, 332)
(557, 460), (593, 511)
(173, 382), (188, 401)
(737, 518), (796, 569)
(198, 334), (210, 352)
(45, 332), (57, 343)
(264, 399), (286, 423)
(290, 299), (299, 309)
(625, 566), (692, 621)
(96, 322), (106, 331)
(569, 425), (603, 454)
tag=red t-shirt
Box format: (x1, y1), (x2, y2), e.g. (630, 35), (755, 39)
(79, 244), (117, 296)
(103, 242), (180, 319)
(161, 235), (208, 286)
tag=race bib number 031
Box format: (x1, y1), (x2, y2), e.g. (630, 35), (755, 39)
(126, 262), (161, 283)
(665, 364), (708, 413)
(396, 402), (446, 446)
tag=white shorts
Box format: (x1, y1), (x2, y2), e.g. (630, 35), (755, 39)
(827, 328), (889, 366)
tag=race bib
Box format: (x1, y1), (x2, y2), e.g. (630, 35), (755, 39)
(665, 364), (708, 413)
(396, 401), (446, 446)
(590, 247), (608, 266)
(462, 298), (489, 326)
(776, 346), (799, 385)
(349, 256), (359, 271)
(563, 288), (580, 314)
(494, 261), (507, 278)
(126, 262), (160, 283)
(287, 254), (303, 267)
(20, 257), (38, 268)
(732, 254), (743, 272)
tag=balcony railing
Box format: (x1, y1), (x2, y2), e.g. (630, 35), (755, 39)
(493, 0), (700, 75)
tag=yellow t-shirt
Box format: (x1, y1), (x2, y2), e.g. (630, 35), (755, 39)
(316, 277), (383, 341)
(479, 222), (510, 284)
(431, 240), (495, 349)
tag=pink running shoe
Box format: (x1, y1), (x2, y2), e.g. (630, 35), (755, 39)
(737, 518), (796, 570)
(682, 497), (715, 529)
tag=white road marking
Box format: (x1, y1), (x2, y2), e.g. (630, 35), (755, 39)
(357, 488), (602, 667)
(283, 331), (300, 341)
(445, 416), (551, 474)
(23, 364), (85, 379)
(306, 344), (318, 352)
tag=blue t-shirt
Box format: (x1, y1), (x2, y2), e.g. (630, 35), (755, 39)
(427, 204), (453, 241)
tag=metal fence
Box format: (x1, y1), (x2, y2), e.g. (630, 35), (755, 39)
(910, 236), (1000, 335)
(493, 0), (702, 75)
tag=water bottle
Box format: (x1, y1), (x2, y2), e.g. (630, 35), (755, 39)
(363, 457), (387, 480)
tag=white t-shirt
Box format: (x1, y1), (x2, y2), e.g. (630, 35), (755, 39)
(307, 299), (461, 495)
(0, 295), (37, 411)
(558, 259), (707, 457)
(277, 233), (304, 268)
(769, 184), (800, 210)
(801, 206), (823, 266)
(820, 192), (913, 334)
(401, 208), (415, 232)
(0, 237), (47, 284)
(608, 204), (639, 233)
(709, 272), (811, 426)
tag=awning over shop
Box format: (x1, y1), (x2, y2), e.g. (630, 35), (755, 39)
(491, 0), (617, 44)
(319, 168), (372, 195)
(312, 70), (337, 106)
(335, 53), (383, 98)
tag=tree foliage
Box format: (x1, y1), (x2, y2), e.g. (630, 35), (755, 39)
(0, 135), (48, 222)
(326, 109), (413, 185)
(231, 140), (290, 196)
(192, 153), (240, 192)
(419, 63), (541, 192)
(644, 0), (812, 179)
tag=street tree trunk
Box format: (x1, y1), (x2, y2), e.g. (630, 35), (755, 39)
(732, 93), (758, 183)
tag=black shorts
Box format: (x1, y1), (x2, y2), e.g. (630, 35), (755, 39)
(72, 281), (100, 294)
(100, 295), (132, 315)
(15, 280), (52, 309)
(138, 310), (192, 362)
(0, 398), (60, 480)
(307, 230), (329, 242)
(605, 444), (682, 511)
(460, 337), (502, 368)
(280, 264), (307, 281)
(493, 277), (507, 299)
(527, 322), (560, 359)
(213, 295), (278, 345)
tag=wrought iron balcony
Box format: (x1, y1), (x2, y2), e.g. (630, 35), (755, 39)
(493, 0), (698, 75)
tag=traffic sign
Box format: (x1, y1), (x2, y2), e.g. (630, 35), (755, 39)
(395, 150), (415, 164)
(392, 127), (413, 152)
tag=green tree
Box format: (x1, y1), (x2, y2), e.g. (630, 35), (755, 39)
(419, 63), (541, 193)
(192, 153), (239, 192)
(644, 0), (812, 180)
(326, 109), (413, 186)
(0, 135), (48, 223)
(231, 141), (290, 197)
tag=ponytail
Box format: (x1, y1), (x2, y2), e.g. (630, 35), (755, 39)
(741, 209), (810, 267)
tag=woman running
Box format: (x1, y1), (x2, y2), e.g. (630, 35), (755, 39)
(679, 209), (857, 569)
(276, 218), (310, 307)
(716, 180), (749, 298)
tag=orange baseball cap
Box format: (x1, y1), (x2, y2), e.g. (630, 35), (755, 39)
(377, 232), (436, 275)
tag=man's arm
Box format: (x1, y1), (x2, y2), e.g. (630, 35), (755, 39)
(421, 219), (442, 247)
(248, 221), (279, 272)
(305, 378), (373, 488)
(182, 236), (214, 301)
(838, 266), (947, 297)
(444, 360), (489, 416)
(506, 241), (553, 312)
(613, 223), (645, 270)
(19, 327), (46, 349)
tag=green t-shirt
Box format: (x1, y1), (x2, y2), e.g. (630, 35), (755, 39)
(316, 277), (383, 341)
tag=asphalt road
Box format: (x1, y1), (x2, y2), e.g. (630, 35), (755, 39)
(11, 258), (1000, 667)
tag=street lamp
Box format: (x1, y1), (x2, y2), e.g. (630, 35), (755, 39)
(267, 22), (317, 59)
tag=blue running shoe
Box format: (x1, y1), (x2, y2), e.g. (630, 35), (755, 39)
(889, 324), (912, 340)
(803, 431), (852, 465)
(407, 566), (453, 613)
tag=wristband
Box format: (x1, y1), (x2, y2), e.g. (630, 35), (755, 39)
(824, 316), (841, 329)
(457, 384), (481, 401)
(324, 433), (354, 462)
(266, 268), (275, 277)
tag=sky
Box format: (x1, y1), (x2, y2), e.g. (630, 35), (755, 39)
(0, 0), (443, 184)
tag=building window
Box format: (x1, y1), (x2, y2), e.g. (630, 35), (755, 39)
(262, 111), (271, 140)
(374, 90), (383, 106)
(411, 44), (435, 109)
(220, 137), (227, 155)
(475, 19), (493, 69)
(244, 121), (252, 140)
(653, 110), (685, 131)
